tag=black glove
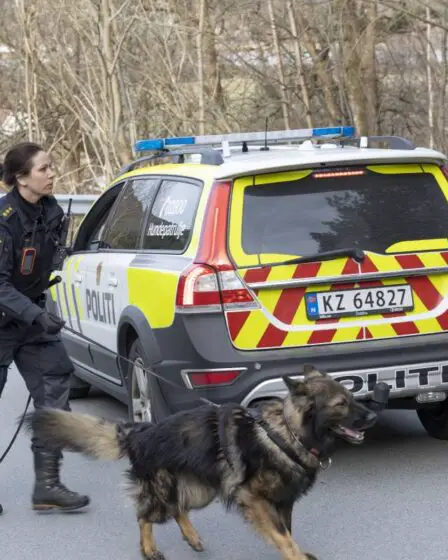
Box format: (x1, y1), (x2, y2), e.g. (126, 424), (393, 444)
(35, 311), (65, 334)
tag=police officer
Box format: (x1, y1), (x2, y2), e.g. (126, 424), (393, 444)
(0, 142), (89, 514)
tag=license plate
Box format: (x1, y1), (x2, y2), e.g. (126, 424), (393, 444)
(305, 284), (414, 320)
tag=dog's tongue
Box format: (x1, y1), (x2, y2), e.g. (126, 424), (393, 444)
(339, 426), (364, 441)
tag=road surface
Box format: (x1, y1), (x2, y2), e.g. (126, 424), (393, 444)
(1, 365), (448, 560)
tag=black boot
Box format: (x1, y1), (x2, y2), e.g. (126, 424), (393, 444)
(32, 450), (90, 512)
(0, 502), (3, 514)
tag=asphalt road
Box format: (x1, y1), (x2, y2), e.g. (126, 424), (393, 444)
(2, 366), (448, 560)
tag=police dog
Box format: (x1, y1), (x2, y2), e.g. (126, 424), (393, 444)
(26, 365), (377, 560)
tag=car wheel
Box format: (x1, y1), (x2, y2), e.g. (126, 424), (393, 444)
(127, 338), (155, 424)
(417, 400), (448, 439)
(69, 374), (91, 400)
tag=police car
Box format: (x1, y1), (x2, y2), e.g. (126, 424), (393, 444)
(48, 125), (448, 439)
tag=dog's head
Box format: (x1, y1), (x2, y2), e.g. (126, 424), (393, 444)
(283, 365), (377, 454)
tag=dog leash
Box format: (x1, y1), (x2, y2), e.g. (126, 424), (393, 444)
(0, 294), (218, 463)
(0, 393), (32, 464)
(0, 325), (217, 464)
(61, 323), (219, 408)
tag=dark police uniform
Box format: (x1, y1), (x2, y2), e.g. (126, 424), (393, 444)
(0, 187), (89, 512)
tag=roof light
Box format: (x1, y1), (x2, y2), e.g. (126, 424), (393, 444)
(134, 139), (165, 151)
(134, 126), (356, 152)
(312, 126), (355, 137)
(165, 136), (195, 146)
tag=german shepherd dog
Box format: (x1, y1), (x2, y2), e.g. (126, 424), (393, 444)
(26, 365), (377, 560)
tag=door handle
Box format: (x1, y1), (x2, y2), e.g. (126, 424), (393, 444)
(107, 276), (118, 288)
(74, 274), (83, 284)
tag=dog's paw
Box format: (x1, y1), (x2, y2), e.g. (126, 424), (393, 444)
(183, 534), (205, 552)
(146, 552), (166, 560)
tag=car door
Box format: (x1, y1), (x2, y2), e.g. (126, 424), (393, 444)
(84, 177), (161, 381)
(52, 182), (125, 375)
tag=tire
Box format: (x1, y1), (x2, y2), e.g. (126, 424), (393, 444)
(69, 374), (91, 400)
(127, 338), (156, 424)
(417, 400), (448, 439)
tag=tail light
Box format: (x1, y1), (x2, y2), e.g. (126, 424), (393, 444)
(181, 368), (246, 388)
(175, 180), (258, 313)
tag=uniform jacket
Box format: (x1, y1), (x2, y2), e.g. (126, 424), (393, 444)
(0, 188), (64, 325)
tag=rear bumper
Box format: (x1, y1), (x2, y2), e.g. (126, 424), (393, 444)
(240, 359), (448, 406)
(152, 313), (448, 414)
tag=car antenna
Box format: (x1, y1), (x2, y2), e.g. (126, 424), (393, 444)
(260, 117), (269, 151)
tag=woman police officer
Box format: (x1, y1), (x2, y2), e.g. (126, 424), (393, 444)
(0, 142), (90, 514)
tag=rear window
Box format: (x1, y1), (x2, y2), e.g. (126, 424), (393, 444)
(241, 169), (448, 256)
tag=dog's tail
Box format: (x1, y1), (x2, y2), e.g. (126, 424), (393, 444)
(25, 409), (130, 461)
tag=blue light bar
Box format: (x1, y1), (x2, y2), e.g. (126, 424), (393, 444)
(312, 126), (355, 137)
(134, 126), (356, 153)
(165, 136), (195, 146)
(135, 139), (165, 151)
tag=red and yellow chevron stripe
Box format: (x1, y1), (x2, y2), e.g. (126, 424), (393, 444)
(225, 252), (448, 350)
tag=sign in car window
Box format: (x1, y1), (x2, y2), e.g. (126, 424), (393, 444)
(143, 179), (201, 251)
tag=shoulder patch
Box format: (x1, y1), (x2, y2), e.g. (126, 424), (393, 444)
(0, 205), (15, 220)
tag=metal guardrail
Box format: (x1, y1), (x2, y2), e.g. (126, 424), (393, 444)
(53, 194), (99, 214)
(0, 193), (99, 215)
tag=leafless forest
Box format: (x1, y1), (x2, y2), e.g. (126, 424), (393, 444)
(0, 0), (447, 192)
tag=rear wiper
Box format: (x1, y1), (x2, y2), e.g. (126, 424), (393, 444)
(265, 248), (366, 268)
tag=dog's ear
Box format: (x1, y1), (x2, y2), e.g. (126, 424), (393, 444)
(283, 375), (308, 395)
(303, 364), (326, 380)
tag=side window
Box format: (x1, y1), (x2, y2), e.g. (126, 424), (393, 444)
(73, 182), (124, 253)
(87, 212), (110, 250)
(142, 179), (202, 252)
(102, 178), (160, 250)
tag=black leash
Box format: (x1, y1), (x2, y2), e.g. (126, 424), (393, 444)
(61, 323), (218, 408)
(0, 394), (32, 464)
(0, 297), (217, 464)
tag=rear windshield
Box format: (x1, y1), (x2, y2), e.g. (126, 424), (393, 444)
(241, 169), (448, 256)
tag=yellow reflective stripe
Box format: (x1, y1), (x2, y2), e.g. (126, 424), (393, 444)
(254, 170), (312, 185)
(409, 289), (440, 333)
(288, 295), (308, 327)
(234, 310), (270, 348)
(366, 252), (400, 272)
(128, 268), (178, 328)
(422, 164), (448, 200)
(386, 239), (448, 253)
(229, 176), (258, 266)
(365, 322), (397, 339)
(418, 252), (447, 268)
(331, 323), (361, 343)
(414, 317), (444, 334)
(72, 256), (84, 320)
(316, 258), (347, 278)
(64, 256), (76, 318)
(282, 329), (313, 347)
(255, 265), (297, 313)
